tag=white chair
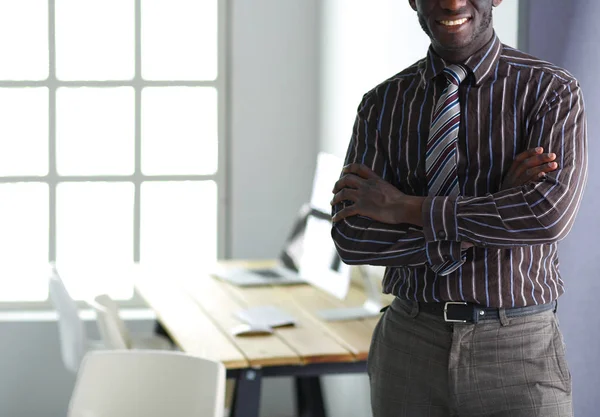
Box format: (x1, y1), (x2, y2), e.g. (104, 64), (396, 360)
(48, 266), (102, 373)
(68, 350), (226, 417)
(90, 293), (172, 350)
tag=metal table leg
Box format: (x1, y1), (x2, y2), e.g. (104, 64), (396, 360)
(230, 369), (263, 417)
(295, 376), (326, 417)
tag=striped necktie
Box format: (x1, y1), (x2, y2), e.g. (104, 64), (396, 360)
(426, 64), (468, 197)
(426, 64), (468, 276)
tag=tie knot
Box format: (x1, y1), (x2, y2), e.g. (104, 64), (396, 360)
(443, 64), (469, 86)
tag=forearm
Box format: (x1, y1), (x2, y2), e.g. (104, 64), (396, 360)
(422, 177), (587, 248)
(332, 201), (464, 267)
(334, 93), (465, 268)
(422, 80), (587, 249)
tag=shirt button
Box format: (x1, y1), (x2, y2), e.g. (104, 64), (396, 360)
(439, 231), (447, 239)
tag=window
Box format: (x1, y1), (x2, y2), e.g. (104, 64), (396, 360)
(0, 0), (226, 306)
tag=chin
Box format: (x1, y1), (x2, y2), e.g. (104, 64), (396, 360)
(431, 28), (477, 51)
(433, 37), (471, 52)
(437, 38), (472, 51)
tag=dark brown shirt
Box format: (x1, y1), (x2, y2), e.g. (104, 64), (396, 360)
(331, 34), (588, 308)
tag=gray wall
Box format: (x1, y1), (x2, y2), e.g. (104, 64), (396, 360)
(229, 0), (320, 260)
(524, 1), (600, 415)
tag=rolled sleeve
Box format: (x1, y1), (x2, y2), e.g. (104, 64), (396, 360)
(422, 196), (460, 243)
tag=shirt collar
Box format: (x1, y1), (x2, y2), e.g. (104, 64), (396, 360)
(421, 32), (502, 86)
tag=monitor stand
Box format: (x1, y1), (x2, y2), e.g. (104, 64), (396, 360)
(318, 266), (384, 322)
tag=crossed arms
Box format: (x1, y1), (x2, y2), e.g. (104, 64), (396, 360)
(331, 80), (587, 269)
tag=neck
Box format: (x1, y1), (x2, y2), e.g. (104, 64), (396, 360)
(432, 28), (494, 64)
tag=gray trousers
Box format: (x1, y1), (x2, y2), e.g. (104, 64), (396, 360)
(368, 298), (573, 417)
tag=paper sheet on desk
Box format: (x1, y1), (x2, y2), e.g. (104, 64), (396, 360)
(235, 305), (296, 328)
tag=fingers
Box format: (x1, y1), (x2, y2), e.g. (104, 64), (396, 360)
(524, 152), (556, 168)
(342, 163), (379, 180)
(330, 188), (359, 206)
(505, 148), (544, 186)
(514, 147), (543, 163)
(524, 162), (559, 180)
(333, 163), (379, 193)
(511, 150), (557, 179)
(332, 173), (365, 194)
(332, 205), (358, 223)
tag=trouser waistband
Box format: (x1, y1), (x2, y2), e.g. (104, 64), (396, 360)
(390, 298), (557, 324)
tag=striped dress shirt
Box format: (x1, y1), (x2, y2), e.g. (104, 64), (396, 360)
(331, 34), (588, 308)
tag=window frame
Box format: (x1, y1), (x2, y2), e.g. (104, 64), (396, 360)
(0, 0), (228, 310)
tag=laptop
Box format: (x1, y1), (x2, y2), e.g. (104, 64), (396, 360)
(213, 152), (346, 287)
(212, 205), (343, 287)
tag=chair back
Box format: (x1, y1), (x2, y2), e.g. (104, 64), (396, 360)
(68, 350), (226, 417)
(48, 267), (88, 373)
(89, 295), (129, 350)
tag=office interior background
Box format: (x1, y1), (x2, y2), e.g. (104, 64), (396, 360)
(0, 1), (598, 416)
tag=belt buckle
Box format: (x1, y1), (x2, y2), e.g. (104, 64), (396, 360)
(444, 301), (468, 323)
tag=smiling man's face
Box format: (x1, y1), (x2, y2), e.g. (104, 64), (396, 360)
(409, 0), (502, 61)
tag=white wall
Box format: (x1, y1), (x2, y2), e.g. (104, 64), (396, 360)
(320, 0), (519, 158)
(319, 0), (430, 158)
(318, 2), (519, 416)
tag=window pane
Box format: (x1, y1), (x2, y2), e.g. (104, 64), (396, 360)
(55, 0), (134, 80)
(0, 88), (48, 176)
(141, 181), (217, 267)
(142, 87), (217, 175)
(141, 0), (217, 80)
(0, 1), (48, 80)
(57, 87), (134, 176)
(0, 183), (48, 301)
(56, 183), (134, 300)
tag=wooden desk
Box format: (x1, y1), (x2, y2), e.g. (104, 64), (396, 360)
(135, 260), (392, 417)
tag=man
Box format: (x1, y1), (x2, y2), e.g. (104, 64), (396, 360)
(330, 1), (587, 416)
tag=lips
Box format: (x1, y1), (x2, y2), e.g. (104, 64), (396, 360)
(439, 17), (469, 26)
(436, 16), (472, 28)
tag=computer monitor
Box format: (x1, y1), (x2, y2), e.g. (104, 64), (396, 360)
(297, 207), (351, 300)
(300, 152), (384, 321)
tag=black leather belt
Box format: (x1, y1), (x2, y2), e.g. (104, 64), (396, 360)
(389, 299), (557, 323)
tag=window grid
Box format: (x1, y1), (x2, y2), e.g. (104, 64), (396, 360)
(0, 0), (226, 309)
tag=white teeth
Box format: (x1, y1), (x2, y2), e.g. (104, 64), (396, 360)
(440, 18), (468, 26)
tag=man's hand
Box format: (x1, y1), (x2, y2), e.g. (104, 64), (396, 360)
(501, 147), (558, 190)
(462, 147), (558, 250)
(331, 149), (558, 227)
(331, 164), (424, 224)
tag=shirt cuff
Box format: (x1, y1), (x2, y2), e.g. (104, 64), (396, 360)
(425, 241), (463, 265)
(422, 196), (460, 243)
(430, 257), (466, 276)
